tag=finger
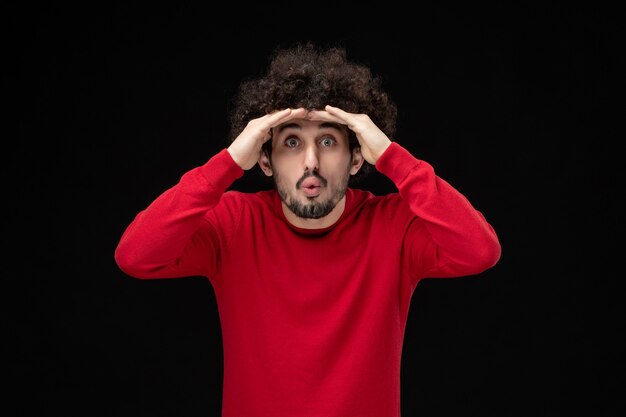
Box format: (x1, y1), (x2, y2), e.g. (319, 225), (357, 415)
(260, 108), (309, 143)
(306, 110), (343, 124)
(267, 107), (308, 129)
(263, 108), (294, 126)
(324, 105), (354, 124)
(282, 107), (308, 121)
(257, 109), (295, 141)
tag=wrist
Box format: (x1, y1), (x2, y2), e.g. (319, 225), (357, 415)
(372, 140), (392, 164)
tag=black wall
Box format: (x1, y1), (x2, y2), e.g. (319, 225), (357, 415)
(5, 2), (621, 416)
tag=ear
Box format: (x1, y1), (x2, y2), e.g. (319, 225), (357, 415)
(350, 146), (365, 175)
(258, 149), (273, 176)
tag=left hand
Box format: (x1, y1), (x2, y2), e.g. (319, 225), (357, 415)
(307, 105), (392, 164)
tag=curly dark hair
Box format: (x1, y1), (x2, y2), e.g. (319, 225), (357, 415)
(228, 42), (397, 184)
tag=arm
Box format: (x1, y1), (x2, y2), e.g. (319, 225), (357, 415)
(308, 105), (501, 281)
(376, 143), (501, 279)
(114, 108), (308, 279)
(114, 150), (244, 279)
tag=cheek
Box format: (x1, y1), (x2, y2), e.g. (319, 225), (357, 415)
(322, 156), (352, 176)
(272, 164), (298, 186)
(271, 158), (291, 174)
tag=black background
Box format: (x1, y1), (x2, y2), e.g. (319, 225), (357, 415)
(4, 2), (622, 416)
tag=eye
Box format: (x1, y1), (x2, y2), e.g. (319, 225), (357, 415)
(319, 137), (336, 147)
(284, 137), (300, 148)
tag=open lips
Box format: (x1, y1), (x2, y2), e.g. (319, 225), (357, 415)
(301, 177), (322, 197)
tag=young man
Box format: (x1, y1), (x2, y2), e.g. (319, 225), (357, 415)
(115, 43), (501, 417)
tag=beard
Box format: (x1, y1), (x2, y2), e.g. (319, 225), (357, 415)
(274, 169), (350, 220)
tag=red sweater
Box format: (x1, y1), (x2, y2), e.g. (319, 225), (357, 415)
(115, 142), (501, 417)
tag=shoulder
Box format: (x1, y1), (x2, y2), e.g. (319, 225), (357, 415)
(203, 189), (279, 230)
(348, 188), (403, 210)
(347, 188), (414, 226)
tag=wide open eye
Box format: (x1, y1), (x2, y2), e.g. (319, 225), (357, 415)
(319, 136), (337, 147)
(285, 137), (300, 148)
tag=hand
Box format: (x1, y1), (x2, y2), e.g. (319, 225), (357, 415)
(307, 105), (392, 164)
(227, 108), (308, 170)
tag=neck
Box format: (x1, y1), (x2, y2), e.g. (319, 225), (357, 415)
(282, 196), (346, 229)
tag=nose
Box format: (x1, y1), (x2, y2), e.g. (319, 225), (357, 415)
(303, 143), (319, 172)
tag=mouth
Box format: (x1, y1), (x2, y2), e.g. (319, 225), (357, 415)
(302, 185), (321, 197)
(299, 175), (323, 198)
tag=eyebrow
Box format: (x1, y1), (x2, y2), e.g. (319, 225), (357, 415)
(277, 122), (344, 133)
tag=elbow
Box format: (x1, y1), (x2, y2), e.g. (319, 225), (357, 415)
(470, 238), (502, 275)
(114, 245), (153, 280)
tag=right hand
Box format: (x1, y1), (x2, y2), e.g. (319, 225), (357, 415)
(227, 108), (308, 170)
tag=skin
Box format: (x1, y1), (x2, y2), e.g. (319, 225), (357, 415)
(227, 105), (392, 229)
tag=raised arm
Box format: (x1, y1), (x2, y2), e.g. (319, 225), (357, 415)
(114, 108), (308, 279)
(308, 105), (501, 282)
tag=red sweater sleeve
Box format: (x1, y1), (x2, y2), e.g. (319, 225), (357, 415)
(375, 142), (501, 282)
(114, 149), (244, 279)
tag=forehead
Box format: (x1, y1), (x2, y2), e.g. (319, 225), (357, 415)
(275, 119), (347, 135)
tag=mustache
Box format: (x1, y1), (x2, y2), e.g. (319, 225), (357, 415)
(296, 171), (328, 189)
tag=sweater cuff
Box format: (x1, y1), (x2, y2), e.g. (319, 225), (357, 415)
(374, 142), (422, 185)
(198, 148), (244, 192)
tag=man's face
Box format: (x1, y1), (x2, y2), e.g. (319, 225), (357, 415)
(265, 119), (358, 219)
